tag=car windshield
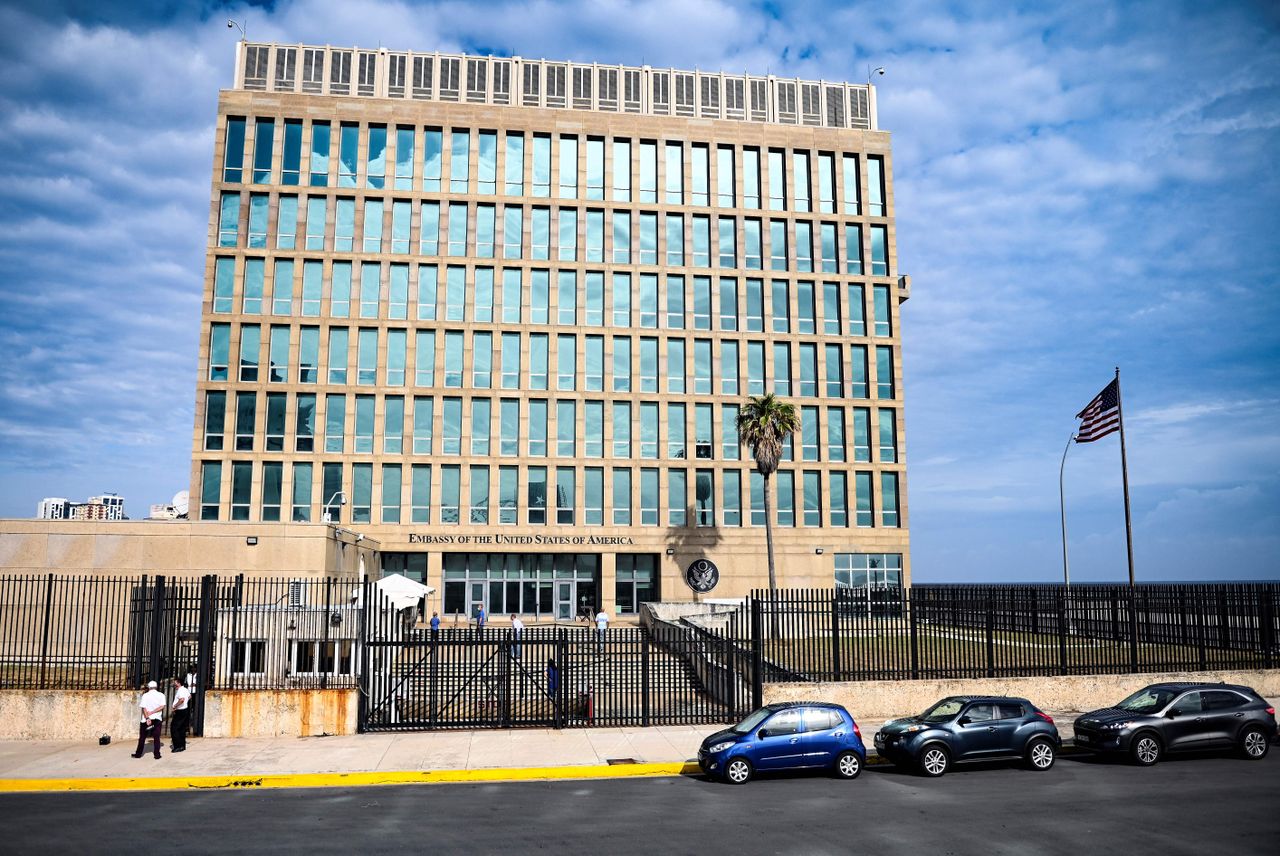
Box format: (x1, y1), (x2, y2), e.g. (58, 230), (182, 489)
(920, 698), (964, 723)
(1115, 688), (1179, 713)
(732, 708), (773, 734)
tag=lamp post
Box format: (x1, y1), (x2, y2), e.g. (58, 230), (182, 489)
(323, 491), (347, 523)
(1059, 432), (1076, 634)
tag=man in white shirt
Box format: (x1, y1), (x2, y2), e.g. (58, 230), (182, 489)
(132, 680), (166, 759)
(509, 614), (524, 660)
(595, 609), (609, 655)
(170, 677), (192, 753)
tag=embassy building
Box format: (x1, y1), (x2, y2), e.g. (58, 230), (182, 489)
(192, 42), (912, 620)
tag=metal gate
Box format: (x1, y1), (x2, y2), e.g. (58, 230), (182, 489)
(358, 585), (744, 731)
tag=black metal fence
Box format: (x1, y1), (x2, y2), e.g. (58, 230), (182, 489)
(358, 582), (739, 731)
(743, 584), (1280, 683)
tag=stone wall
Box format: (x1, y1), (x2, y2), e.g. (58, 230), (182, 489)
(764, 669), (1280, 719)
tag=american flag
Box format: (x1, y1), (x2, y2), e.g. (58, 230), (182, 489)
(1075, 378), (1121, 443)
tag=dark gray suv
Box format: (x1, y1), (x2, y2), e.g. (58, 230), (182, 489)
(1073, 682), (1277, 766)
(875, 695), (1061, 777)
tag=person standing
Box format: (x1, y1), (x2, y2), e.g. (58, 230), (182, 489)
(595, 608), (609, 655)
(474, 605), (487, 641)
(169, 677), (191, 753)
(509, 614), (524, 660)
(132, 680), (166, 759)
(429, 611), (441, 643)
(184, 662), (198, 695)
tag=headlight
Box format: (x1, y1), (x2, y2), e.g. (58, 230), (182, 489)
(708, 741), (735, 753)
(902, 725), (925, 733)
(1101, 721), (1133, 730)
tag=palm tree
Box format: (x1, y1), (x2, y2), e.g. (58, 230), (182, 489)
(736, 393), (800, 604)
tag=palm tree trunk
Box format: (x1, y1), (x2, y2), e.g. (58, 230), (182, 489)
(762, 473), (778, 638)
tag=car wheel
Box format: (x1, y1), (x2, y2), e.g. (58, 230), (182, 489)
(834, 751), (862, 780)
(1130, 733), (1161, 766)
(725, 757), (753, 785)
(919, 745), (950, 778)
(1025, 737), (1056, 771)
(1240, 726), (1270, 760)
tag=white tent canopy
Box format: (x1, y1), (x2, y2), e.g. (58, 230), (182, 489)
(352, 573), (434, 611)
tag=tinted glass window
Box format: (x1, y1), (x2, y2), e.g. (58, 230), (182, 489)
(1173, 692), (1204, 713)
(804, 708), (840, 732)
(765, 709), (803, 736)
(964, 704), (995, 723)
(996, 703), (1025, 720)
(1203, 691), (1245, 711)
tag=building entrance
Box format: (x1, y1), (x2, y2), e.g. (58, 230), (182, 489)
(441, 553), (600, 620)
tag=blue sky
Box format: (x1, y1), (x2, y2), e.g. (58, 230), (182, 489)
(0, 0), (1277, 582)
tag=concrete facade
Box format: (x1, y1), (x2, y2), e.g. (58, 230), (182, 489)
(186, 43), (913, 619)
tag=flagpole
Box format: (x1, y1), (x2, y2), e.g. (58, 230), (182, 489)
(1115, 366), (1136, 587)
(1058, 432), (1074, 589)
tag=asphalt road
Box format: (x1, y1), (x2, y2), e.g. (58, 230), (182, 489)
(3, 751), (1277, 855)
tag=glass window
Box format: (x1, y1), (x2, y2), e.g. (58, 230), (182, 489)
(326, 327), (348, 385)
(817, 152), (835, 213)
(558, 135), (578, 198)
(827, 407), (846, 462)
(238, 323), (260, 381)
(357, 328), (377, 384)
(204, 391), (226, 451)
(414, 329), (435, 386)
(867, 156), (885, 216)
(693, 339), (713, 395)
(556, 399), (576, 456)
(870, 225), (889, 276)
(498, 466), (518, 524)
(556, 334), (576, 390)
(666, 275), (685, 328)
(264, 392), (286, 452)
(556, 467), (576, 524)
(638, 274), (659, 328)
(612, 273), (631, 326)
(612, 468), (632, 526)
(411, 464), (432, 523)
(586, 210), (605, 263)
(851, 345), (868, 398)
(477, 130), (497, 194)
(718, 217), (736, 268)
(612, 401), (631, 457)
(499, 398), (520, 456)
(366, 125), (387, 189)
(768, 220), (787, 271)
(358, 261), (380, 318)
(338, 122), (359, 187)
(334, 197), (355, 252)
(767, 149), (786, 210)
(612, 335), (631, 392)
(530, 269), (550, 323)
(795, 221), (813, 272)
(825, 342), (844, 398)
(845, 224), (863, 275)
(584, 467), (604, 525)
(412, 396), (433, 455)
(443, 330), (464, 387)
(721, 341), (739, 395)
(381, 464), (402, 524)
(223, 116), (246, 183)
(719, 277), (738, 330)
(667, 338), (686, 393)
(529, 333), (549, 389)
(881, 472), (900, 528)
(309, 120), (330, 186)
(532, 134), (551, 197)
(749, 471), (765, 526)
(612, 139), (631, 201)
(668, 468), (687, 526)
(252, 118), (274, 184)
(267, 325), (289, 382)
(668, 402), (686, 459)
(394, 126), (415, 190)
(639, 212), (658, 264)
(475, 204), (496, 258)
(557, 207), (577, 261)
(639, 402), (659, 458)
(742, 147), (760, 208)
(384, 395), (404, 454)
(584, 401), (604, 458)
(440, 465), (461, 524)
(528, 399), (548, 457)
(666, 213), (684, 266)
(800, 406), (820, 461)
(586, 137), (605, 200)
(842, 154), (860, 215)
(527, 466), (547, 524)
(557, 270), (577, 324)
(230, 461), (253, 521)
(746, 340), (765, 395)
(247, 193), (268, 247)
(500, 332), (521, 389)
(853, 407), (871, 462)
(793, 151), (811, 212)
(638, 140), (658, 202)
(292, 461), (313, 522)
(776, 470), (795, 527)
(277, 195), (298, 249)
(504, 132), (524, 195)
(199, 461), (221, 520)
(873, 285), (892, 337)
(802, 471), (821, 526)
(639, 468), (660, 525)
(743, 219), (762, 270)
(305, 196), (326, 251)
(501, 268), (522, 323)
(716, 145), (735, 207)
(217, 192), (239, 247)
(612, 211), (631, 263)
(639, 337), (658, 392)
(878, 408), (898, 463)
(855, 471), (874, 527)
(722, 469), (741, 526)
(354, 395), (374, 453)
(449, 128), (470, 192)
(691, 215), (711, 267)
(470, 465), (489, 524)
(664, 142), (683, 204)
(691, 144), (709, 206)
(441, 397), (462, 455)
(798, 343), (818, 397)
(473, 331), (493, 388)
(297, 326), (319, 384)
(830, 472), (848, 527)
(876, 346), (895, 399)
(324, 393), (346, 453)
(585, 336), (604, 391)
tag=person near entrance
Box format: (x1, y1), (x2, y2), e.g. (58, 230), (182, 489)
(430, 611), (441, 643)
(132, 680), (166, 759)
(509, 614), (524, 660)
(169, 677), (191, 753)
(595, 608), (609, 655)
(473, 605), (486, 641)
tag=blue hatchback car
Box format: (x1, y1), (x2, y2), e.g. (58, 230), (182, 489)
(698, 701), (867, 784)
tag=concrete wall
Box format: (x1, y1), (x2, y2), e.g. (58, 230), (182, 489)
(0, 519), (378, 579)
(0, 689), (359, 740)
(764, 669), (1280, 720)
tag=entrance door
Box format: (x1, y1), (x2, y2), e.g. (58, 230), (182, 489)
(556, 582), (573, 620)
(469, 582), (486, 621)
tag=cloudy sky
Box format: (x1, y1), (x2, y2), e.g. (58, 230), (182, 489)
(0, 0), (1276, 582)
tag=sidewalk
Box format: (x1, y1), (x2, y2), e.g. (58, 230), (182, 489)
(0, 713), (1082, 793)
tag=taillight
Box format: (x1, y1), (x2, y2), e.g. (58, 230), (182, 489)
(1035, 711), (1055, 725)
(853, 722), (863, 739)
(1267, 707), (1275, 716)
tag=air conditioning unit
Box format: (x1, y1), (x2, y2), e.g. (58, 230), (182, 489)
(288, 580), (307, 608)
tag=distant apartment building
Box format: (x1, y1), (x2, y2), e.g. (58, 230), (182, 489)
(36, 498), (71, 520)
(59, 494), (127, 521)
(191, 42), (911, 617)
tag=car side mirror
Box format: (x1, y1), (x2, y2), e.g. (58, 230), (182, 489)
(1167, 709), (1181, 718)
(958, 716), (972, 726)
(757, 729), (770, 739)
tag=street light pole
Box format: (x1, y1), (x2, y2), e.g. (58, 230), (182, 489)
(1059, 432), (1076, 634)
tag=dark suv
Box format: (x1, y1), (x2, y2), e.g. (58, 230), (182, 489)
(874, 696), (1060, 777)
(1073, 682), (1276, 765)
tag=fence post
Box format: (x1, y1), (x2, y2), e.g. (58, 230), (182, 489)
(356, 578), (370, 733)
(985, 594), (996, 678)
(641, 629), (651, 728)
(829, 592), (841, 681)
(723, 631), (736, 720)
(1197, 590), (1208, 670)
(227, 574), (244, 691)
(909, 589), (919, 680)
(321, 578), (333, 691)
(498, 632), (511, 728)
(193, 575), (216, 737)
(1057, 591), (1068, 676)
(1127, 588), (1139, 673)
(1260, 591), (1274, 671)
(147, 576), (166, 684)
(555, 630), (567, 729)
(37, 573), (55, 690)
(750, 597), (764, 709)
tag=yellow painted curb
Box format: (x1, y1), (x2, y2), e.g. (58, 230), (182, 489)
(0, 762), (704, 794)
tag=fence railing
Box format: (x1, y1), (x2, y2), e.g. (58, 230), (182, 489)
(746, 584), (1280, 683)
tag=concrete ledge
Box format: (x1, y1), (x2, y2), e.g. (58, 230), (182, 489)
(764, 668), (1280, 720)
(0, 691), (137, 740)
(0, 761), (704, 793)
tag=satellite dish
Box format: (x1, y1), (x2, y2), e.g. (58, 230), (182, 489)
(172, 490), (190, 518)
